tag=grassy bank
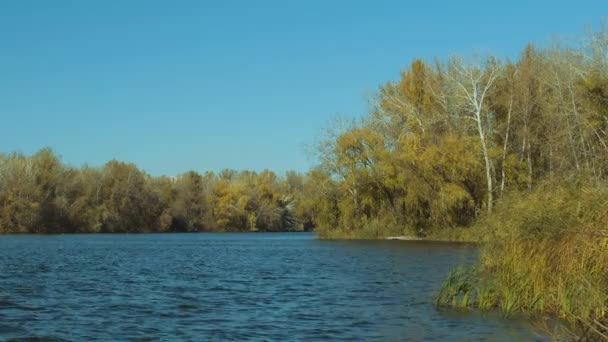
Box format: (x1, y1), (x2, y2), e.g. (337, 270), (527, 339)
(436, 178), (608, 340)
(315, 220), (407, 240)
(315, 216), (481, 242)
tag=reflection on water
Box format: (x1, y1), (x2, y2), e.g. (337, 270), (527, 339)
(0, 233), (547, 341)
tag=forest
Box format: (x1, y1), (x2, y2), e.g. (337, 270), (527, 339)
(310, 34), (608, 239)
(0, 149), (318, 234)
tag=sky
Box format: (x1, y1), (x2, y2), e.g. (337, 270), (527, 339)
(0, 0), (606, 176)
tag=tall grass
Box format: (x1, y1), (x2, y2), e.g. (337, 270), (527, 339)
(316, 217), (408, 239)
(425, 226), (482, 243)
(437, 177), (608, 340)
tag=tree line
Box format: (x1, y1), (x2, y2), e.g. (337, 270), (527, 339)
(0, 149), (319, 234)
(311, 29), (608, 238)
(3, 28), (608, 237)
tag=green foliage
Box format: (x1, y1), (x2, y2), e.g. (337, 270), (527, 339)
(436, 266), (479, 308)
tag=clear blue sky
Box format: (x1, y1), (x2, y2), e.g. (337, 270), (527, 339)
(0, 0), (606, 176)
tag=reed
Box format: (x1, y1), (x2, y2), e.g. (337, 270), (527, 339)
(437, 177), (608, 340)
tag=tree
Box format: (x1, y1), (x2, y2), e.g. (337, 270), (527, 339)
(171, 171), (207, 232)
(447, 57), (500, 214)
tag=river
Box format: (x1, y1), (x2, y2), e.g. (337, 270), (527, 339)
(0, 233), (547, 341)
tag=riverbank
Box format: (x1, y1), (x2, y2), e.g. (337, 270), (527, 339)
(318, 177), (608, 339)
(316, 226), (482, 243)
(436, 178), (608, 340)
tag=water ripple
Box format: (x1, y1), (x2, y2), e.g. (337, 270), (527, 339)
(0, 233), (547, 341)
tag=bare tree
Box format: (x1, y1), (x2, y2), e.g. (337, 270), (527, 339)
(447, 57), (501, 214)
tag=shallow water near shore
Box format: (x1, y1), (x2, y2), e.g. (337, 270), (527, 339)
(0, 233), (548, 341)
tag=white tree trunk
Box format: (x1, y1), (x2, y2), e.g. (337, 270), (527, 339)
(448, 58), (499, 215)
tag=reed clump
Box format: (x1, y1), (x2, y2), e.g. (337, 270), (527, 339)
(437, 177), (608, 340)
(316, 217), (409, 240)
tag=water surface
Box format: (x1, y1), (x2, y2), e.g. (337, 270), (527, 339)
(0, 233), (546, 341)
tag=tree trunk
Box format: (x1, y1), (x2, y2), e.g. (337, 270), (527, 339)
(500, 96), (513, 197)
(476, 114), (493, 214)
